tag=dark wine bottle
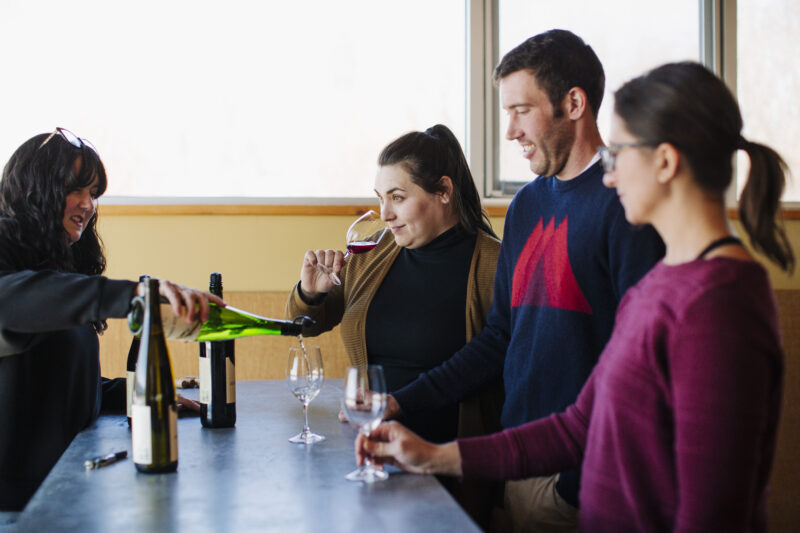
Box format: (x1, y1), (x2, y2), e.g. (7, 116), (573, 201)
(130, 277), (179, 473)
(126, 275), (148, 427)
(200, 272), (236, 428)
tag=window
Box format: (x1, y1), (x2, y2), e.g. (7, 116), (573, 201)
(736, 0), (800, 202)
(2, 2), (794, 205)
(0, 0), (465, 200)
(488, 0), (700, 196)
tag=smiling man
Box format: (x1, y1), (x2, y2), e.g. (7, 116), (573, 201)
(387, 30), (665, 532)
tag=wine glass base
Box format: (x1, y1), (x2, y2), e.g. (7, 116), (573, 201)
(288, 431), (325, 444)
(345, 466), (389, 482)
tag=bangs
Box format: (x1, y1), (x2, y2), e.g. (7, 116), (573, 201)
(65, 147), (108, 196)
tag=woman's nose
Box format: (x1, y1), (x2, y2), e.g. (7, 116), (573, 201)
(602, 171), (616, 189)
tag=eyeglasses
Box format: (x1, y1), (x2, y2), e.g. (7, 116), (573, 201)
(597, 142), (655, 173)
(38, 127), (97, 153)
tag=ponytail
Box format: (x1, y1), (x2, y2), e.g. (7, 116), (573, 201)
(739, 139), (795, 272)
(424, 125), (497, 239)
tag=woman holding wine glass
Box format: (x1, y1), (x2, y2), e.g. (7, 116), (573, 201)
(286, 124), (503, 523)
(356, 63), (792, 532)
(0, 128), (221, 517)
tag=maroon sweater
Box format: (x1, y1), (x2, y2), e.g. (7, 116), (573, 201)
(459, 258), (783, 532)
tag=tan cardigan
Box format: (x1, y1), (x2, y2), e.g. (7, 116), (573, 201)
(286, 229), (504, 439)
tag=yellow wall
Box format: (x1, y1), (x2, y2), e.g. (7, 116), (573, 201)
(97, 211), (797, 290)
(98, 212), (507, 290)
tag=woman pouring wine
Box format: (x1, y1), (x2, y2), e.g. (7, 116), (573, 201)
(0, 128), (221, 515)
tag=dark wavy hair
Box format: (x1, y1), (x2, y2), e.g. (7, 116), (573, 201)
(614, 62), (794, 272)
(493, 29), (605, 119)
(0, 131), (108, 275)
(377, 124), (496, 238)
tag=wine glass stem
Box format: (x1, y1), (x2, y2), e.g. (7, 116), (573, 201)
(302, 403), (310, 434)
(362, 429), (374, 470)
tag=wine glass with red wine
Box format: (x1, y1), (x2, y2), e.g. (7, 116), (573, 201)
(323, 210), (388, 285)
(344, 210), (388, 258)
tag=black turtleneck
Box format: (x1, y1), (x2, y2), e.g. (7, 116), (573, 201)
(365, 225), (476, 442)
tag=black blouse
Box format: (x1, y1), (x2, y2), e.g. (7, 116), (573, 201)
(365, 225), (476, 442)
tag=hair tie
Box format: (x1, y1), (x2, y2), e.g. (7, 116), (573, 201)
(737, 136), (749, 150)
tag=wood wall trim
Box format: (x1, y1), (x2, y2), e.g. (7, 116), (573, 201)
(98, 204), (512, 217)
(728, 208), (800, 220)
(97, 204), (800, 220)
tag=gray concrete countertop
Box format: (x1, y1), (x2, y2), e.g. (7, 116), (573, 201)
(14, 379), (479, 532)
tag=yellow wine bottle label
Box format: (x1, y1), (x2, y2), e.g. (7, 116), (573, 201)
(126, 370), (136, 418)
(131, 404), (152, 464)
(199, 351), (211, 405)
(169, 405), (178, 462)
(226, 357), (236, 403)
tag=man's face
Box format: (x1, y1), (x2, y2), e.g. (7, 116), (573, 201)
(499, 70), (575, 178)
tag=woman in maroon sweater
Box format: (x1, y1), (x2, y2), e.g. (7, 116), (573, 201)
(357, 62), (793, 532)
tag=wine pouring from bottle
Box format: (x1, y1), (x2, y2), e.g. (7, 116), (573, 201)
(128, 301), (314, 342)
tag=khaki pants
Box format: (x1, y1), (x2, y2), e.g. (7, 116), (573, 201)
(504, 474), (578, 533)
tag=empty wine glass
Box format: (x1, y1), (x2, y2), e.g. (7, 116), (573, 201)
(321, 210), (388, 286)
(286, 345), (325, 444)
(342, 365), (388, 482)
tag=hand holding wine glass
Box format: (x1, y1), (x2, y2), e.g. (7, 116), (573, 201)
(343, 364), (388, 482)
(302, 210), (388, 289)
(355, 421), (463, 477)
(300, 249), (346, 301)
(286, 345), (325, 444)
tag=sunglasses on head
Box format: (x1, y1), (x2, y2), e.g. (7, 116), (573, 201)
(38, 127), (97, 153)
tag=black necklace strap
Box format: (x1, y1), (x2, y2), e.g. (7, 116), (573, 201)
(697, 236), (743, 260)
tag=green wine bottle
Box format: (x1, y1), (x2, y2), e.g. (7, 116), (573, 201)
(129, 301), (312, 342)
(131, 277), (179, 473)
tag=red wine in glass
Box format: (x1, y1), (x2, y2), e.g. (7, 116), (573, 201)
(320, 210), (388, 285)
(343, 210), (388, 259)
(346, 240), (379, 255)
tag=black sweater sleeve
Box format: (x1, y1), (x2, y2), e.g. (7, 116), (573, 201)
(0, 238), (138, 358)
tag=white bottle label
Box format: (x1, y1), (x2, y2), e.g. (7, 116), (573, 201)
(169, 406), (178, 462)
(126, 371), (135, 418)
(226, 357), (236, 404)
(160, 303), (203, 341)
(131, 404), (152, 464)
(199, 353), (211, 405)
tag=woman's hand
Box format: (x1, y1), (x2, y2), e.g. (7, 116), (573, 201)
(383, 394), (402, 420)
(136, 279), (225, 323)
(355, 421), (463, 477)
(176, 394), (201, 412)
(299, 249), (345, 300)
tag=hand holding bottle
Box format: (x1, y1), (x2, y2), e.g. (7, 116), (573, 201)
(300, 249), (346, 298)
(136, 278), (225, 323)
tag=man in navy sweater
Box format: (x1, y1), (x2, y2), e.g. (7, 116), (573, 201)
(387, 30), (664, 532)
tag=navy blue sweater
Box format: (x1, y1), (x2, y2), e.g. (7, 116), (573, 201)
(393, 161), (665, 504)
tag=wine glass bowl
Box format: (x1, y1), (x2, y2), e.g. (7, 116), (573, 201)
(344, 210), (388, 258)
(320, 210), (388, 286)
(286, 346), (325, 444)
(342, 365), (388, 482)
